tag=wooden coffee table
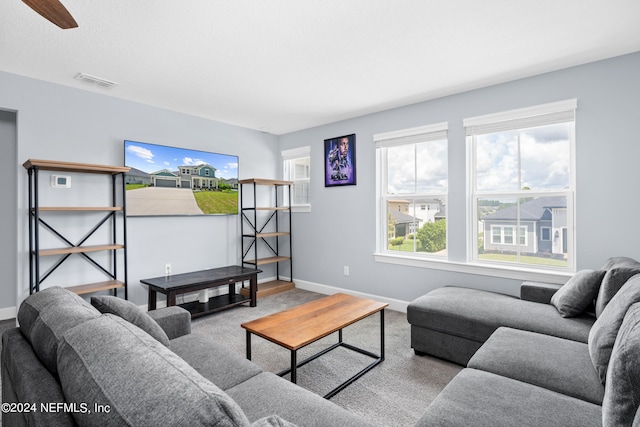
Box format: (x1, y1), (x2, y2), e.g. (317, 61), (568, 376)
(241, 293), (388, 399)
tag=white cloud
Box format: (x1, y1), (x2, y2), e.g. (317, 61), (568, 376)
(127, 145), (154, 163)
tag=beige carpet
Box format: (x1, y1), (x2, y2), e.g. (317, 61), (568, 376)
(191, 288), (461, 427)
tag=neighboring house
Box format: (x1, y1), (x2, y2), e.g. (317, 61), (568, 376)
(223, 178), (239, 189)
(480, 196), (567, 258)
(150, 164), (219, 189)
(124, 167), (152, 185)
(388, 202), (423, 238)
(408, 199), (446, 224)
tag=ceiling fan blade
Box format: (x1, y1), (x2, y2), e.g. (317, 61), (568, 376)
(22, 0), (78, 29)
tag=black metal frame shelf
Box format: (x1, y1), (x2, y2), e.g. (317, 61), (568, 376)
(24, 159), (130, 298)
(240, 178), (293, 296)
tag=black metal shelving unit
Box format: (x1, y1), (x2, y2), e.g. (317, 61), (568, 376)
(240, 178), (294, 297)
(24, 159), (130, 299)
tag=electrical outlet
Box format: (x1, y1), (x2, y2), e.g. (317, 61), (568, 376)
(165, 264), (172, 275)
(343, 266), (350, 276)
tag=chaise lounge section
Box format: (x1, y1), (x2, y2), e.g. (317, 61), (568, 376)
(408, 256), (640, 426)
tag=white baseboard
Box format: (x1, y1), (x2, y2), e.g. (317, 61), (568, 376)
(0, 306), (17, 321)
(294, 279), (409, 313)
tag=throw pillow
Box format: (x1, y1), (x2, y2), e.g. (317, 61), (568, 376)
(550, 269), (605, 317)
(596, 268), (640, 317)
(17, 286), (101, 376)
(57, 314), (251, 427)
(602, 303), (640, 426)
(589, 274), (640, 384)
(91, 295), (170, 346)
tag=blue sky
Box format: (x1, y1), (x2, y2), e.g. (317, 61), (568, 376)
(124, 140), (238, 179)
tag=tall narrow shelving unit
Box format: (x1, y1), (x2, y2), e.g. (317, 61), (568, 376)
(240, 178), (294, 297)
(24, 159), (130, 298)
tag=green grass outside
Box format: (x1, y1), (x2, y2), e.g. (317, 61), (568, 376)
(193, 191), (238, 215)
(126, 183), (148, 190)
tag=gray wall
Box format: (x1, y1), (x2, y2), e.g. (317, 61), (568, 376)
(279, 52), (640, 303)
(0, 110), (17, 312)
(0, 71), (279, 313)
(2, 52), (639, 315)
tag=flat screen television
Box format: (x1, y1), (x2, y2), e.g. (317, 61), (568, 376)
(124, 140), (239, 216)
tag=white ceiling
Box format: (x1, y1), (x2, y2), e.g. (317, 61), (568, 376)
(2, 1), (640, 135)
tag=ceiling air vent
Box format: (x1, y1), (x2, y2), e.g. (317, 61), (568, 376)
(74, 72), (118, 89)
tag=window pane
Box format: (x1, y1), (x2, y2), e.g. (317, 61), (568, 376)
(387, 198), (447, 255)
(293, 180), (309, 205)
(293, 158), (310, 180)
(477, 196), (567, 267)
(387, 145), (415, 194)
(387, 200), (418, 252)
(416, 139), (448, 193)
(504, 227), (513, 244)
(520, 123), (570, 190)
(475, 130), (519, 192)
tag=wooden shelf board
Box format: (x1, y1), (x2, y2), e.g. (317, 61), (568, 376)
(244, 256), (291, 266)
(252, 232), (290, 238)
(38, 244), (125, 256)
(239, 178), (293, 186)
(34, 207), (123, 212)
(23, 159), (130, 174)
(240, 280), (295, 298)
(179, 294), (252, 319)
(66, 280), (125, 295)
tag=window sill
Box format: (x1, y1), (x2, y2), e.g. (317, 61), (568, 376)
(291, 205), (311, 213)
(373, 252), (573, 284)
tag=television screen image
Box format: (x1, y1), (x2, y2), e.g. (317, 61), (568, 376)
(124, 140), (239, 216)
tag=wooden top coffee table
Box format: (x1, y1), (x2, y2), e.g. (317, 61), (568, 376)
(241, 293), (388, 399)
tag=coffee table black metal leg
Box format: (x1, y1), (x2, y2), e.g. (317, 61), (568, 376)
(291, 350), (297, 383)
(380, 309), (385, 360)
(246, 331), (252, 360)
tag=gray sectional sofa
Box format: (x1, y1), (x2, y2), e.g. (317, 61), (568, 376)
(408, 256), (640, 426)
(1, 286), (374, 427)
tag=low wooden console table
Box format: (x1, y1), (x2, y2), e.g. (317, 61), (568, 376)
(141, 265), (262, 318)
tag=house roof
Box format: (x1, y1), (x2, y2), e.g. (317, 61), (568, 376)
(390, 210), (421, 225)
(482, 196), (566, 221)
(127, 167), (149, 177)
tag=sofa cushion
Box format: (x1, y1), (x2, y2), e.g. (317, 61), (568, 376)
(468, 327), (603, 405)
(551, 270), (605, 317)
(589, 274), (640, 384)
(596, 269), (640, 317)
(600, 256), (640, 271)
(226, 372), (374, 427)
(602, 303), (640, 426)
(170, 333), (263, 390)
(407, 287), (594, 345)
(91, 295), (170, 346)
(57, 314), (251, 427)
(414, 368), (601, 427)
(17, 286), (101, 376)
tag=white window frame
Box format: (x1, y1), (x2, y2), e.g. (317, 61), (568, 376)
(282, 146), (311, 213)
(466, 99), (577, 272)
(375, 122), (448, 258)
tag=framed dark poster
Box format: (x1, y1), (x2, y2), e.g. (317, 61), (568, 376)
(324, 133), (356, 187)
